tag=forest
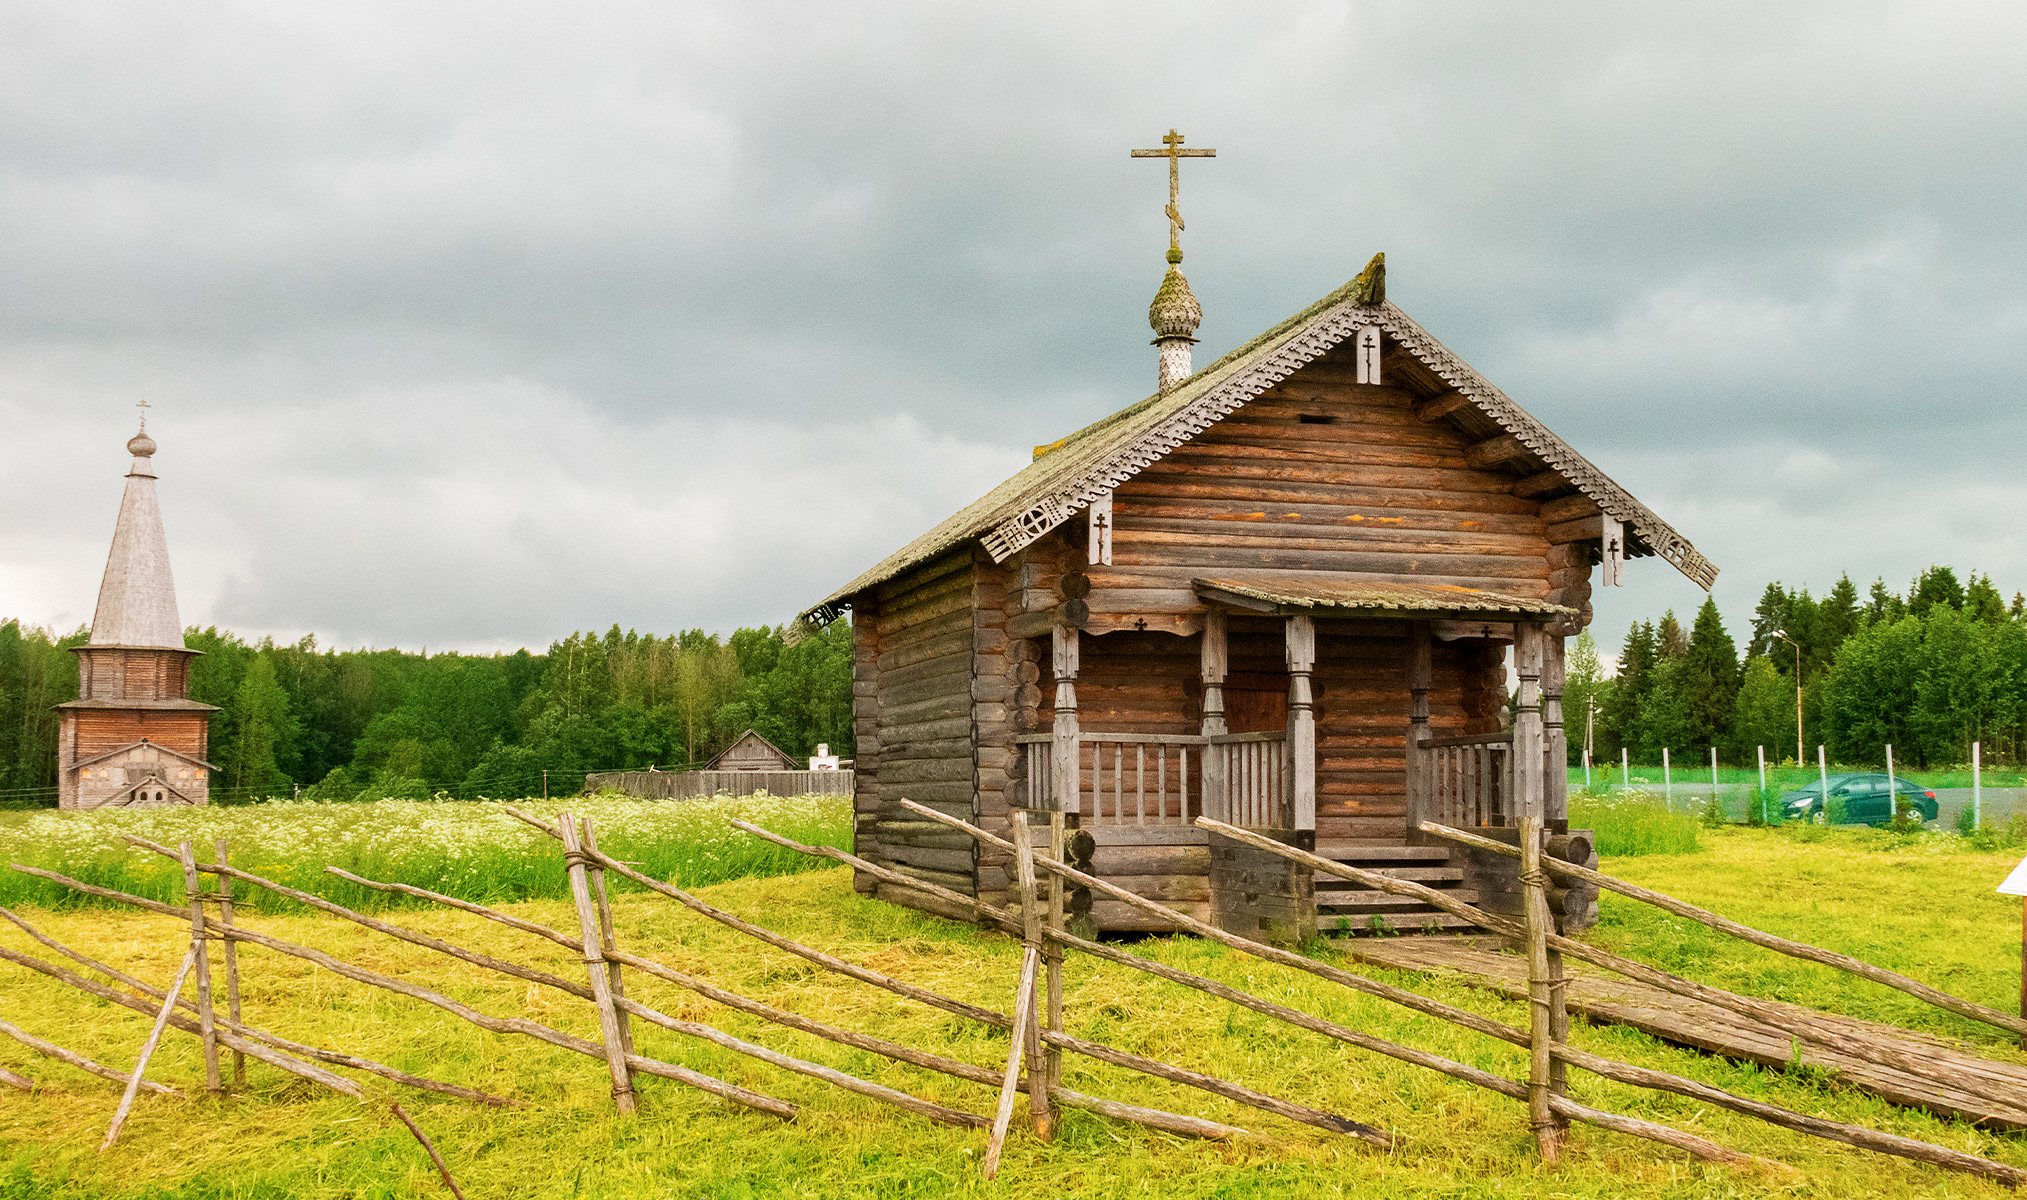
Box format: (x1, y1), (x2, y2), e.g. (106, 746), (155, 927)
(5, 562), (2024, 806)
(0, 617), (853, 805)
(1572, 565), (2027, 769)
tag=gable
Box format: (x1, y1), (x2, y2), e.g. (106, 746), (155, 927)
(800, 256), (1714, 627)
(1090, 344), (1557, 621)
(706, 729), (795, 771)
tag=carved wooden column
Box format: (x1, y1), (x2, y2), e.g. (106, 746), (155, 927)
(1405, 621), (1433, 844)
(1284, 615), (1317, 846)
(1050, 625), (1080, 816)
(1542, 632), (1568, 832)
(1200, 609), (1227, 821)
(1514, 622), (1546, 827)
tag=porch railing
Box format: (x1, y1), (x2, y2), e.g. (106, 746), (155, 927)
(1015, 733), (1202, 827)
(1016, 728), (1302, 831)
(1209, 730), (1289, 829)
(1418, 731), (1512, 828)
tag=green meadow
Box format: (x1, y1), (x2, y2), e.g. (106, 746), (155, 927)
(5, 811), (2027, 1198)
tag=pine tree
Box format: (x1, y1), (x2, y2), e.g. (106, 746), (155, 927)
(1966, 573), (2008, 623)
(1909, 566), (1966, 616)
(1865, 577), (1906, 624)
(1747, 583), (1791, 660)
(228, 654), (293, 800)
(1602, 621), (1656, 759)
(1656, 611), (1688, 660)
(1682, 596), (1741, 757)
(1563, 631), (1608, 766)
(1821, 574), (1861, 652)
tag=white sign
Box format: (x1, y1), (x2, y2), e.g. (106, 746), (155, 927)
(1996, 854), (2027, 896)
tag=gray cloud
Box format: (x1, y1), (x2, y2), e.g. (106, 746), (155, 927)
(3, 0), (2023, 651)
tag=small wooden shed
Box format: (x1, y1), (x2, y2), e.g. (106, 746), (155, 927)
(799, 256), (1715, 936)
(706, 730), (797, 773)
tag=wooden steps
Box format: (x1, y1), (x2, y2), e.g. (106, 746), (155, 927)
(1312, 844), (1482, 936)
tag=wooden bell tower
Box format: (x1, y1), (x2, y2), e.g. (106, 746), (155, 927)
(55, 415), (217, 808)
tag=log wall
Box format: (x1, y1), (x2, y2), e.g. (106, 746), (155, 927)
(853, 548), (982, 909)
(1095, 342), (1554, 620)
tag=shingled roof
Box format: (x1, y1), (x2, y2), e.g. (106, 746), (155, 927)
(800, 256), (1715, 626)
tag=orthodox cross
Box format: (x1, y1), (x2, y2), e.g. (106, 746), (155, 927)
(1130, 129), (1215, 252)
(135, 396), (150, 430)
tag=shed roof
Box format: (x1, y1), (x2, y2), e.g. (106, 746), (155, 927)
(800, 255), (1714, 626)
(704, 729), (796, 771)
(1192, 578), (1575, 619)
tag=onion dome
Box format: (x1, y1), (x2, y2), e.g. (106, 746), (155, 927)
(1148, 249), (1203, 344)
(127, 430), (157, 458)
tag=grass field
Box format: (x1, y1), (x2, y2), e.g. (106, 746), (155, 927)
(0, 793), (850, 913)
(7, 819), (2027, 1199)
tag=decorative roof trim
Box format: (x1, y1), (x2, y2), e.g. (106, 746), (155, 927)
(797, 260), (1716, 624)
(69, 738), (219, 772)
(1371, 304), (1718, 589)
(979, 306), (1382, 563)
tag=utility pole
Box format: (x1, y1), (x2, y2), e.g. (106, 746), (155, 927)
(1772, 629), (1804, 765)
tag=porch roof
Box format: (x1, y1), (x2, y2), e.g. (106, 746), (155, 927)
(1192, 577), (1575, 620)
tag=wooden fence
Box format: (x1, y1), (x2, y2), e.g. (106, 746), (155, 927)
(10, 800), (2027, 1187)
(583, 769), (853, 799)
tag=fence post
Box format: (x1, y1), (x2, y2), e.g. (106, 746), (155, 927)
(1620, 748), (1628, 792)
(1974, 741), (1983, 829)
(1711, 748), (1720, 820)
(1661, 748), (1671, 811)
(1756, 745), (1767, 820)
(1886, 745), (1896, 820)
(178, 840), (222, 1095)
(581, 818), (636, 1062)
(1818, 745), (1830, 818)
(214, 838), (244, 1088)
(557, 812), (637, 1115)
(1520, 808), (1563, 1159)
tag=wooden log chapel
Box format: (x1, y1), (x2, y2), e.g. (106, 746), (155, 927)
(797, 133), (1716, 938)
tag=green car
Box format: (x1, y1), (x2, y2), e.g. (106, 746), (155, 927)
(1780, 773), (1938, 826)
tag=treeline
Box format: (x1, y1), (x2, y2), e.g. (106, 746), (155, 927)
(1571, 567), (2027, 769)
(0, 619), (852, 805)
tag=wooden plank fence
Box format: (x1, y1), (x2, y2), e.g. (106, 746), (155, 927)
(583, 769), (853, 799)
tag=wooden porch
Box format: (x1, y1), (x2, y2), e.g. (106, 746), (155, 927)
(1008, 581), (1584, 935)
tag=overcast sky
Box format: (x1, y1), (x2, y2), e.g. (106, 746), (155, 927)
(3, 1), (2023, 657)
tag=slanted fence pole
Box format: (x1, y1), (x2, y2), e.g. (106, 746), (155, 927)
(100, 947), (197, 1151)
(986, 809), (1044, 1179)
(178, 840), (221, 1095)
(581, 818), (635, 1062)
(557, 812), (637, 1115)
(215, 838), (244, 1088)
